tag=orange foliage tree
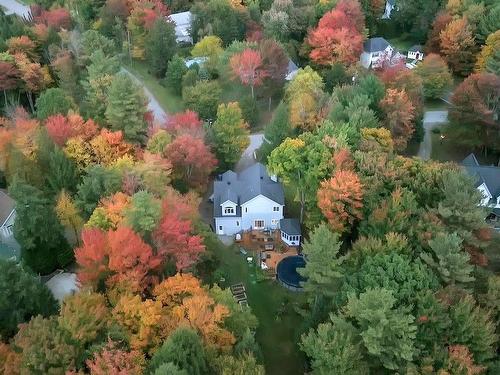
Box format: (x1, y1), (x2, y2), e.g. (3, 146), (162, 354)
(230, 48), (268, 98)
(164, 110), (204, 138)
(86, 339), (145, 375)
(307, 0), (365, 66)
(45, 113), (98, 146)
(439, 17), (478, 76)
(317, 170), (364, 234)
(75, 226), (162, 293)
(380, 88), (415, 151)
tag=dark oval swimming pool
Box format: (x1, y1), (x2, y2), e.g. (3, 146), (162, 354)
(276, 255), (306, 291)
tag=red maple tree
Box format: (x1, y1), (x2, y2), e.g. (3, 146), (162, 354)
(164, 110), (204, 138)
(230, 49), (268, 98)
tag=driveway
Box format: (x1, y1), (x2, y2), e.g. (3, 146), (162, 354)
(235, 133), (264, 172)
(417, 111), (449, 160)
(120, 68), (168, 124)
(0, 0), (31, 18)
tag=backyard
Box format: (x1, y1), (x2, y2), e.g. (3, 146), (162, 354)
(211, 239), (307, 375)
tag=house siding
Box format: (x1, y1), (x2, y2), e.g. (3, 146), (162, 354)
(241, 195), (283, 231)
(214, 216), (241, 235)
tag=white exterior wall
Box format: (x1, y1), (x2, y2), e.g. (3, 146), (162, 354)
(214, 216), (241, 235)
(382, 1), (395, 19)
(221, 201), (237, 216)
(241, 195), (283, 232)
(281, 232), (301, 247)
(0, 210), (15, 240)
(360, 52), (372, 69)
(361, 46), (394, 69)
(408, 51), (424, 60)
(477, 183), (492, 207)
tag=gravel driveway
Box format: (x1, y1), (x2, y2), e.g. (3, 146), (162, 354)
(418, 111), (449, 160)
(235, 133), (264, 172)
(120, 68), (168, 124)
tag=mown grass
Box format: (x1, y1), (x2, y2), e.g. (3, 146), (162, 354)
(211, 239), (307, 375)
(122, 60), (183, 114)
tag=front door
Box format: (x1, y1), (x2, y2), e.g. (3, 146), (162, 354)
(218, 225), (224, 235)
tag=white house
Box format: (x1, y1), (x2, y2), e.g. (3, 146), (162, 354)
(382, 0), (397, 19)
(462, 153), (500, 228)
(168, 11), (193, 44)
(0, 190), (16, 240)
(408, 45), (424, 61)
(212, 163), (285, 236)
(360, 37), (394, 69)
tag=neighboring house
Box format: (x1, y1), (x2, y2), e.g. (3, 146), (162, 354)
(462, 153), (500, 227)
(184, 56), (208, 68)
(0, 190), (20, 261)
(0, 190), (16, 240)
(212, 163), (285, 236)
(45, 272), (80, 303)
(168, 11), (193, 44)
(360, 37), (394, 69)
(382, 0), (397, 19)
(279, 218), (301, 247)
(285, 59), (299, 81)
(407, 45), (424, 61)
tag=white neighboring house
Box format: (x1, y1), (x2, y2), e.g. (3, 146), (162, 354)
(360, 37), (394, 69)
(382, 0), (397, 19)
(0, 190), (16, 240)
(168, 11), (193, 44)
(285, 59), (299, 81)
(408, 45), (424, 61)
(212, 163), (285, 236)
(462, 153), (500, 228)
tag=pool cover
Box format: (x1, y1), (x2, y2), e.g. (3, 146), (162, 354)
(276, 256), (306, 289)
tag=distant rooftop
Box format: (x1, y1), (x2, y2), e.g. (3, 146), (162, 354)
(363, 37), (390, 53)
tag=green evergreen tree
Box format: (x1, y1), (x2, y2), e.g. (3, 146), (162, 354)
(9, 180), (72, 274)
(75, 166), (121, 218)
(46, 147), (79, 196)
(148, 327), (207, 375)
(210, 102), (249, 169)
(301, 316), (368, 375)
(145, 18), (177, 78)
(486, 49), (500, 75)
(35, 88), (73, 120)
(165, 54), (188, 95)
(259, 102), (292, 160)
(420, 232), (475, 285)
(449, 295), (498, 364)
(299, 224), (345, 298)
(182, 80), (221, 120)
(125, 191), (161, 238)
(345, 288), (417, 371)
(0, 259), (58, 338)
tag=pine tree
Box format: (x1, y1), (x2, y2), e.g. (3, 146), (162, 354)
(299, 224), (345, 298)
(165, 55), (187, 95)
(420, 232), (474, 285)
(104, 74), (148, 143)
(145, 18), (177, 78)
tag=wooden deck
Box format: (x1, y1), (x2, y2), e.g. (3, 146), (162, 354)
(239, 230), (299, 270)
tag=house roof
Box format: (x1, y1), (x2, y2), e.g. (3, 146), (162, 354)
(0, 190), (15, 227)
(213, 163), (285, 218)
(409, 45), (423, 52)
(280, 218), (301, 235)
(387, 0), (396, 5)
(363, 37), (390, 53)
(168, 11), (192, 27)
(462, 153), (500, 198)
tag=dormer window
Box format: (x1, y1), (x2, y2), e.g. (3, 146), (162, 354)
(224, 207), (235, 214)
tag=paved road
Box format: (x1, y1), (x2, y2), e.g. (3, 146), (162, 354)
(417, 110), (449, 160)
(235, 133), (264, 172)
(120, 67), (168, 124)
(0, 0), (31, 18)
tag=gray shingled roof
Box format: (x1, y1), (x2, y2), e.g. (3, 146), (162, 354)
(462, 153), (500, 199)
(213, 163), (284, 218)
(280, 218), (301, 235)
(363, 37), (390, 53)
(409, 45), (423, 52)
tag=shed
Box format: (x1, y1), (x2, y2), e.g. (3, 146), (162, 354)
(279, 218), (301, 247)
(408, 45), (424, 61)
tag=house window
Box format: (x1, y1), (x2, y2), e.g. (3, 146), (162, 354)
(254, 220), (264, 229)
(224, 207), (234, 214)
(273, 206), (280, 212)
(236, 221), (240, 226)
(271, 219), (279, 225)
(219, 226), (222, 230)
(245, 207), (248, 213)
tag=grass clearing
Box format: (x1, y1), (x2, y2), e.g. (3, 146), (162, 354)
(211, 240), (306, 375)
(122, 60), (183, 114)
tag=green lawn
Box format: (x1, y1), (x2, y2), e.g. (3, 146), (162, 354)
(211, 240), (307, 375)
(122, 60), (183, 114)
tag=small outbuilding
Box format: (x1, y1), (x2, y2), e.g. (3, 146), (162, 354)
(407, 45), (424, 61)
(279, 218), (301, 247)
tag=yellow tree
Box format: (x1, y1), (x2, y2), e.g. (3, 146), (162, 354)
(56, 189), (84, 245)
(475, 30), (500, 72)
(439, 17), (477, 76)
